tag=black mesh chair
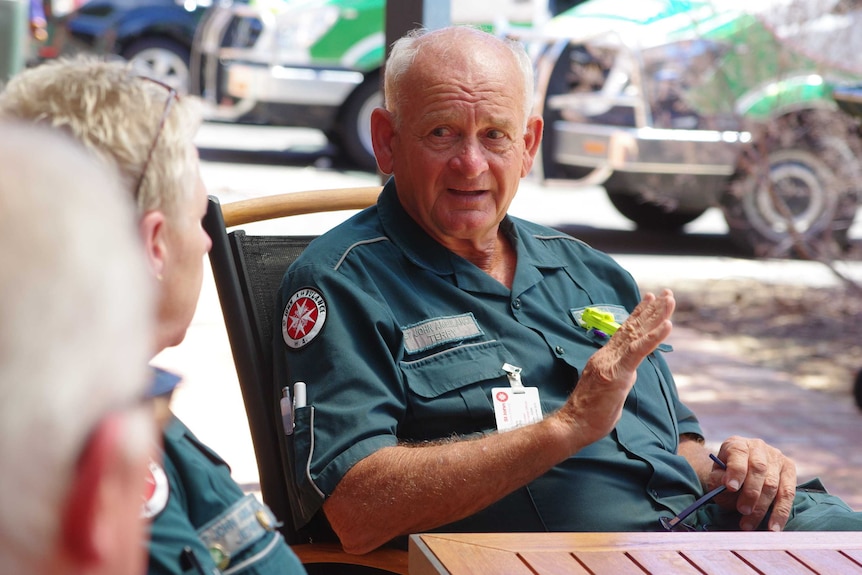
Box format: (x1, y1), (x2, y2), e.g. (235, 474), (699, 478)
(202, 187), (408, 574)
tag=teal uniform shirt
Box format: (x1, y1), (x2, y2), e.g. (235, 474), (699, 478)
(147, 416), (306, 575)
(274, 180), (705, 535)
(276, 181), (862, 536)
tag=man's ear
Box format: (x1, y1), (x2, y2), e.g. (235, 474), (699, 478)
(521, 114), (544, 178)
(59, 414), (126, 565)
(139, 210), (168, 280)
(370, 107), (395, 175)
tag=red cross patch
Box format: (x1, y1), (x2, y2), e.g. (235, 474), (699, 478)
(282, 288), (327, 349)
(141, 459), (169, 519)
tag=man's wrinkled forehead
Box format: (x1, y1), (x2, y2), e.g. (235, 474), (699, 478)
(413, 28), (513, 71)
(406, 42), (525, 117)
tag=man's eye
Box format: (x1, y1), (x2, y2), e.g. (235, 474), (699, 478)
(430, 127), (450, 138)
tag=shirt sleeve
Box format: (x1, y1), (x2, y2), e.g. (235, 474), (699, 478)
(274, 261), (404, 524)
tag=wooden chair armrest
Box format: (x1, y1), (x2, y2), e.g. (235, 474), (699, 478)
(292, 542), (408, 574)
(221, 186), (383, 227)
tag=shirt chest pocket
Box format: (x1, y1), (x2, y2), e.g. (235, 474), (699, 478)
(399, 340), (511, 439)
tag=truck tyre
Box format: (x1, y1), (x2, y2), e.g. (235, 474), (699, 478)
(606, 190), (707, 231)
(337, 73), (381, 172)
(124, 37), (191, 94)
(722, 110), (862, 258)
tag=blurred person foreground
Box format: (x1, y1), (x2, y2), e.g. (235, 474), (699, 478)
(0, 121), (156, 575)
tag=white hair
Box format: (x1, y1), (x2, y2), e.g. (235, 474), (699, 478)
(384, 26), (535, 128)
(0, 122), (155, 571)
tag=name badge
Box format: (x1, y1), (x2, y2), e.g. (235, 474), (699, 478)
(402, 313), (483, 354)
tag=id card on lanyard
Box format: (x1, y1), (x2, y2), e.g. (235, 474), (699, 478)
(492, 363), (543, 432)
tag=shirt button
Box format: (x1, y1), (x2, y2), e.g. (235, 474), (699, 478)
(512, 298), (521, 309)
(555, 346), (564, 355)
(651, 489), (659, 498)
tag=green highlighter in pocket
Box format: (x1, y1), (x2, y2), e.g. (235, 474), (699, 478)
(581, 307), (621, 338)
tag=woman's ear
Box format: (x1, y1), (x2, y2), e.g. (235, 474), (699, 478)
(139, 210), (168, 280)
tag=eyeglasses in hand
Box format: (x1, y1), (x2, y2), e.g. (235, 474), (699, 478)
(660, 454), (727, 532)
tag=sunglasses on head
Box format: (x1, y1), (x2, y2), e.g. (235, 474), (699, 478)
(133, 76), (179, 200)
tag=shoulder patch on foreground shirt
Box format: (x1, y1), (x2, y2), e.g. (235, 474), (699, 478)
(141, 459), (169, 519)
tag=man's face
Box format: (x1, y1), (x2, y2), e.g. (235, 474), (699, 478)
(381, 40), (541, 251)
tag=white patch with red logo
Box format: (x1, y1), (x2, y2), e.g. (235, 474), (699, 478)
(141, 459), (169, 519)
(282, 288), (327, 349)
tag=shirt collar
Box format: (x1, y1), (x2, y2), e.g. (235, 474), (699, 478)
(377, 178), (458, 276)
(376, 178), (568, 285)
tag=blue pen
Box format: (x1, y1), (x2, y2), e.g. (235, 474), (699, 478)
(710, 453), (727, 470)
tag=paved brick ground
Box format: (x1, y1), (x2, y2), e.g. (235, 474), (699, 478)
(666, 326), (862, 511)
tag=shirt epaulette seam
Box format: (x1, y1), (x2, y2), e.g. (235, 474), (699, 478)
(532, 233), (591, 248)
(333, 236), (389, 271)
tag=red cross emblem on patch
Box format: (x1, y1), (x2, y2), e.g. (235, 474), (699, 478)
(283, 287), (327, 349)
(141, 459), (169, 519)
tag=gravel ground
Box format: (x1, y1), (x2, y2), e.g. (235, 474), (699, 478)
(640, 276), (862, 401)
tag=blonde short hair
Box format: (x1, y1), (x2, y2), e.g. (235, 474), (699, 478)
(0, 57), (203, 216)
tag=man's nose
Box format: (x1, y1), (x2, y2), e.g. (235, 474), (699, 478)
(448, 138), (489, 177)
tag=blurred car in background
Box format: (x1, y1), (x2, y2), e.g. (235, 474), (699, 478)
(190, 0), (567, 171)
(834, 85), (862, 119)
(30, 0), (49, 45)
(37, 0), (210, 92)
(525, 0), (862, 258)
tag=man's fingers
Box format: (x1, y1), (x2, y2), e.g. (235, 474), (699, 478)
(562, 289), (676, 446)
(605, 290), (675, 369)
(717, 437), (797, 531)
(767, 466), (798, 531)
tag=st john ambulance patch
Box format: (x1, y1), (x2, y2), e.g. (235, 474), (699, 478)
(282, 288), (327, 349)
(141, 459), (169, 519)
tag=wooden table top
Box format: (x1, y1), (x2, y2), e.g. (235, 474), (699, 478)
(409, 531), (862, 574)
